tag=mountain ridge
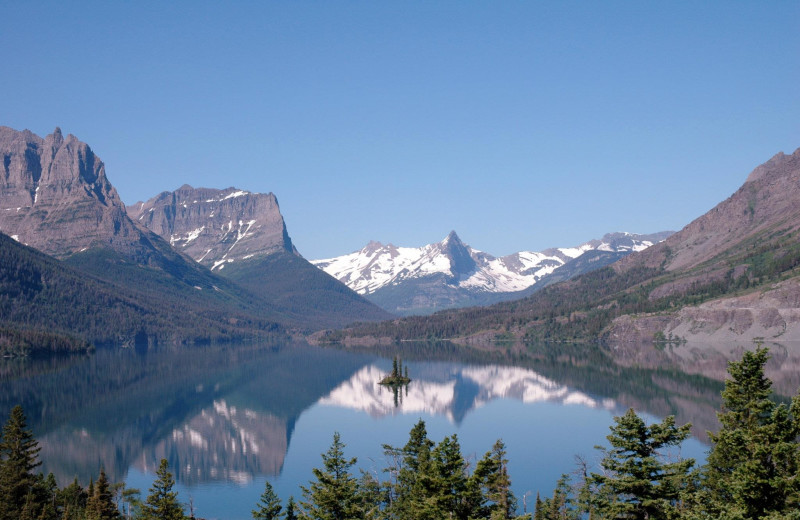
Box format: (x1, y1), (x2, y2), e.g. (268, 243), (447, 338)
(321, 147), (800, 345)
(128, 185), (298, 270)
(130, 184), (393, 328)
(312, 230), (672, 315)
(0, 126), (387, 340)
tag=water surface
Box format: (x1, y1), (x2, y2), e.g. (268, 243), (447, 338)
(1, 340), (742, 519)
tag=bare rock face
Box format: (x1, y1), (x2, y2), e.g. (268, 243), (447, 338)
(605, 278), (800, 345)
(128, 185), (298, 270)
(0, 126), (145, 258)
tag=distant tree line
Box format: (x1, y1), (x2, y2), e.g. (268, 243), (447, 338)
(0, 327), (92, 357)
(1, 348), (798, 519)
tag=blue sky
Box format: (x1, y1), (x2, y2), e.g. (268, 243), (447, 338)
(2, 1), (798, 259)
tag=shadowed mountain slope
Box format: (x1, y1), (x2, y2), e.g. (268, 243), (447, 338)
(0, 231), (284, 346)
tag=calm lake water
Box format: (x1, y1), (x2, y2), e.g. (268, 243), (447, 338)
(0, 340), (747, 519)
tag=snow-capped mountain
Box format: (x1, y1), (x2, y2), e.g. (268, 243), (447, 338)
(311, 230), (673, 315)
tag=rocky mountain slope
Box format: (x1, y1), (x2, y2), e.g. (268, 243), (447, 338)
(327, 147), (800, 345)
(0, 126), (147, 259)
(128, 185), (297, 270)
(132, 185), (392, 328)
(0, 126), (385, 339)
(602, 147), (800, 344)
(312, 230), (671, 315)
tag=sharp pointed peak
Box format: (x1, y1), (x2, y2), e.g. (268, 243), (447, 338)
(48, 126), (64, 147)
(364, 240), (384, 251)
(442, 230), (462, 244)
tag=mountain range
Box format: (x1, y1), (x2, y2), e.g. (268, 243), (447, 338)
(322, 147), (800, 346)
(0, 126), (388, 347)
(312, 230), (672, 315)
(128, 184), (391, 329)
(2, 124), (798, 351)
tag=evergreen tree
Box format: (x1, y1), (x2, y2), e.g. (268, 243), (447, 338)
(120, 486), (143, 520)
(58, 478), (88, 520)
(300, 432), (360, 520)
(533, 492), (544, 520)
(470, 440), (517, 519)
(37, 473), (59, 520)
(0, 405), (42, 520)
(383, 420), (435, 520)
(356, 471), (383, 520)
(429, 434), (469, 519)
(142, 459), (184, 520)
(538, 475), (575, 520)
(588, 408), (694, 520)
(252, 481), (282, 520)
(284, 496), (298, 520)
(87, 468), (120, 520)
(696, 346), (800, 519)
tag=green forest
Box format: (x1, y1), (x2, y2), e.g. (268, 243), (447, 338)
(0, 232), (289, 350)
(1, 347), (798, 519)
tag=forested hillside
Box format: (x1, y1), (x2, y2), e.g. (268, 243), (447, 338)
(0, 232), (285, 348)
(218, 251), (393, 330)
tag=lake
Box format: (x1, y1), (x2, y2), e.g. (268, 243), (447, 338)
(3, 339), (780, 520)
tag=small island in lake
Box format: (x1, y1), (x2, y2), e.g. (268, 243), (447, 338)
(379, 356), (411, 386)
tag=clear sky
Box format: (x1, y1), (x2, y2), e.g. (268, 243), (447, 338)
(2, 1), (798, 259)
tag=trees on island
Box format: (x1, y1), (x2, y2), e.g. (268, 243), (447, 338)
(1, 346), (798, 519)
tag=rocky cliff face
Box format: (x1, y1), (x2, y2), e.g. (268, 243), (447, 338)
(128, 185), (298, 270)
(0, 126), (145, 258)
(605, 278), (800, 345)
(130, 185), (392, 328)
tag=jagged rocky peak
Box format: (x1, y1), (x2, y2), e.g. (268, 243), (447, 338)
(744, 148), (800, 184)
(129, 184), (299, 270)
(0, 126), (142, 258)
(363, 240), (385, 254)
(439, 231), (477, 276)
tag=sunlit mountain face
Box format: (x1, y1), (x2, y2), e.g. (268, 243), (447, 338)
(318, 363), (617, 422)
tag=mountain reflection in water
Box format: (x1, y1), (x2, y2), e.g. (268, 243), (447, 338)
(319, 365), (615, 422)
(6, 338), (796, 503)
